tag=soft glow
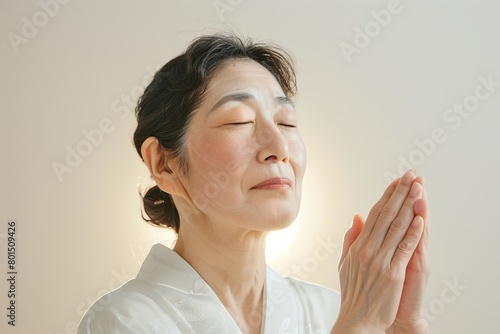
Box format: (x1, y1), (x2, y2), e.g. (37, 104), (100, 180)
(266, 167), (327, 263)
(265, 220), (301, 262)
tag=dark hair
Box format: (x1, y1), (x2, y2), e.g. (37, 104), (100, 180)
(133, 34), (297, 232)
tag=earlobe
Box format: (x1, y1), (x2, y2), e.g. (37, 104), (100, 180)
(141, 137), (184, 195)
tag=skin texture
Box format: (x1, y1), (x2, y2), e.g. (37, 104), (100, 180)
(334, 172), (430, 334)
(142, 59), (306, 334)
(141, 59), (430, 333)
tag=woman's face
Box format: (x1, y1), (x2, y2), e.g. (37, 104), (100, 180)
(177, 59), (307, 232)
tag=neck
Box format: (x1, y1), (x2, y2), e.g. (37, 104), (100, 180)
(173, 217), (267, 333)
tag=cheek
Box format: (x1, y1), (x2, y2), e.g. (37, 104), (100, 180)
(190, 132), (249, 175)
(196, 128), (259, 179)
(185, 133), (249, 204)
(290, 135), (307, 180)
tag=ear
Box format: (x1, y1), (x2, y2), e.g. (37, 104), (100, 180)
(141, 137), (187, 197)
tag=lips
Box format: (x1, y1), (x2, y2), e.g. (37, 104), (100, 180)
(252, 177), (292, 190)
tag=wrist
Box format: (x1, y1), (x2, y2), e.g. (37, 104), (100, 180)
(331, 318), (385, 334)
(390, 319), (430, 334)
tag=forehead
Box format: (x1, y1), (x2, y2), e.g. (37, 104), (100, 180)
(205, 59), (284, 97)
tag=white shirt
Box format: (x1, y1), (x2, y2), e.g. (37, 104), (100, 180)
(77, 243), (340, 333)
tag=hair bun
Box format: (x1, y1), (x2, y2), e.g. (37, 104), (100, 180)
(141, 185), (180, 232)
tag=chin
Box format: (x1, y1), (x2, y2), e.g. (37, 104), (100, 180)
(253, 208), (298, 232)
(265, 219), (295, 232)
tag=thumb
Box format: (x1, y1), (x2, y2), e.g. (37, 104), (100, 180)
(338, 213), (365, 272)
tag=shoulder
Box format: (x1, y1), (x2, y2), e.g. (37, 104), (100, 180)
(76, 279), (185, 334)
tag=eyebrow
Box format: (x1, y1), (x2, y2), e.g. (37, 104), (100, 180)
(209, 92), (295, 112)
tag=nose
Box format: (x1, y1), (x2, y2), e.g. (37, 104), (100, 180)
(257, 124), (290, 164)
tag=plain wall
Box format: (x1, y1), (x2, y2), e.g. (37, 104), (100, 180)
(1, 0), (499, 333)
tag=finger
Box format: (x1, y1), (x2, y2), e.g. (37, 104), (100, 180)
(414, 178), (429, 218)
(362, 170), (416, 242)
(358, 176), (401, 239)
(414, 198), (427, 221)
(378, 181), (423, 256)
(411, 181), (430, 269)
(413, 176), (424, 185)
(391, 215), (425, 271)
(338, 214), (364, 271)
(404, 214), (430, 291)
(406, 222), (430, 275)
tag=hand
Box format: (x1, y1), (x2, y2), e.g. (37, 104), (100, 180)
(348, 178), (431, 334)
(331, 170), (426, 333)
(387, 177), (430, 334)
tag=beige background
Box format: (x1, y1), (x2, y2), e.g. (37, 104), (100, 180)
(1, 0), (499, 333)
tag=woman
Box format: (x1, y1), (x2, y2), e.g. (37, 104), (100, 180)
(78, 34), (430, 333)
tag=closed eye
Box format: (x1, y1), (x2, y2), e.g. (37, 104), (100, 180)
(278, 123), (296, 128)
(228, 121), (253, 125)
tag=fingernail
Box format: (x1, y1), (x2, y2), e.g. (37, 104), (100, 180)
(409, 182), (421, 198)
(402, 170), (415, 184)
(413, 215), (424, 227)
